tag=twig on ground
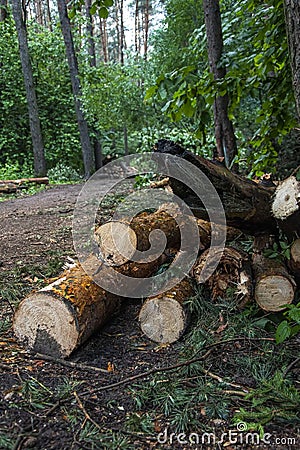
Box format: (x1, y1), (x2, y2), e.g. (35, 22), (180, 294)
(34, 353), (109, 374)
(74, 391), (103, 432)
(282, 357), (300, 378)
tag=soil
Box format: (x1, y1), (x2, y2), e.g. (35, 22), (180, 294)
(0, 183), (299, 450)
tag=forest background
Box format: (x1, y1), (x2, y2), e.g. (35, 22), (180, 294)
(0, 0), (300, 183)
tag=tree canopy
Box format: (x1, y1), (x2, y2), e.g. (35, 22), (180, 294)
(0, 0), (299, 178)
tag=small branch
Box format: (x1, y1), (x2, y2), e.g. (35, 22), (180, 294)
(34, 353), (109, 374)
(282, 357), (300, 378)
(200, 367), (249, 392)
(221, 389), (248, 397)
(81, 337), (274, 396)
(74, 391), (103, 432)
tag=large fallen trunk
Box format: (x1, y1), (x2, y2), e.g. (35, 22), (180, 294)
(95, 208), (241, 263)
(0, 177), (49, 194)
(272, 174), (300, 238)
(138, 278), (194, 343)
(192, 246), (252, 309)
(252, 236), (296, 311)
(153, 140), (276, 234)
(0, 177), (49, 185)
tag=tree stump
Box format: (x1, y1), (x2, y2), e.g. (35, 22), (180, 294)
(138, 278), (194, 343)
(252, 236), (296, 311)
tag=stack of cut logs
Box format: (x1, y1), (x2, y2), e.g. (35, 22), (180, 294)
(13, 141), (300, 358)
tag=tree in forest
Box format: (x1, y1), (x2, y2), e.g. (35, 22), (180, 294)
(10, 0), (47, 177)
(0, 0), (7, 21)
(284, 0), (300, 122)
(202, 0), (237, 166)
(57, 0), (94, 178)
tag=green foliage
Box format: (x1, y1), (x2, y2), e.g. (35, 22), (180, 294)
(233, 371), (300, 433)
(0, 17), (82, 172)
(48, 163), (82, 183)
(0, 160), (32, 180)
(263, 240), (292, 261)
(146, 0), (296, 175)
(69, 0), (113, 20)
(275, 302), (300, 343)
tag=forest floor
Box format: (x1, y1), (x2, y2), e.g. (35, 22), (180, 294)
(0, 182), (299, 450)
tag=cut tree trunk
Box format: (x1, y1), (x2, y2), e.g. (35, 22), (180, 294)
(95, 205), (182, 265)
(272, 175), (300, 238)
(95, 207), (241, 264)
(289, 238), (300, 283)
(252, 236), (296, 311)
(13, 262), (120, 358)
(192, 246), (252, 309)
(154, 140), (276, 234)
(138, 278), (194, 343)
(13, 250), (164, 358)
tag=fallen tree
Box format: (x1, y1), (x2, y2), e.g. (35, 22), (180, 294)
(0, 177), (49, 194)
(154, 139), (277, 234)
(13, 142), (300, 354)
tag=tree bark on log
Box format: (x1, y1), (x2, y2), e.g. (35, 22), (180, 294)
(13, 263), (120, 358)
(138, 278), (194, 343)
(252, 236), (296, 311)
(13, 250), (164, 358)
(0, 177), (49, 185)
(154, 140), (277, 234)
(289, 238), (300, 283)
(192, 246), (252, 309)
(0, 178), (49, 194)
(272, 175), (300, 238)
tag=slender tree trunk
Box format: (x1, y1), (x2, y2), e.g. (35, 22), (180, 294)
(85, 0), (103, 169)
(10, 0), (46, 177)
(94, 131), (103, 170)
(135, 0), (140, 53)
(0, 0), (7, 21)
(45, 0), (52, 31)
(85, 0), (96, 66)
(119, 0), (124, 64)
(99, 16), (108, 62)
(143, 0), (150, 59)
(284, 0), (300, 122)
(124, 125), (128, 155)
(57, 0), (94, 178)
(203, 0), (237, 167)
(35, 0), (43, 25)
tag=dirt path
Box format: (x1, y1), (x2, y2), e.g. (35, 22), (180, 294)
(0, 184), (82, 269)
